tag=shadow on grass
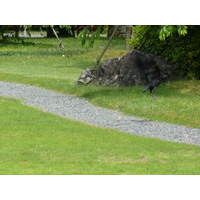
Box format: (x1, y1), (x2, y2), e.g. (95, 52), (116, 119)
(0, 38), (37, 46)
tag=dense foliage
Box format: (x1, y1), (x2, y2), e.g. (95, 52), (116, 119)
(0, 25), (22, 42)
(129, 25), (200, 79)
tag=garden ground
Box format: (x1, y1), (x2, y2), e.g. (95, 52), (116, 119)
(0, 37), (200, 174)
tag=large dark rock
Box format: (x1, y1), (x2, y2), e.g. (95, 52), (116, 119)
(77, 50), (180, 87)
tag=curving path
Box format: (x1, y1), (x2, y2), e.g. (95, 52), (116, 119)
(0, 81), (200, 146)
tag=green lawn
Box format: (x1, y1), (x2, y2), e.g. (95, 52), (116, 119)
(0, 37), (199, 128)
(1, 96), (200, 175)
(0, 37), (200, 174)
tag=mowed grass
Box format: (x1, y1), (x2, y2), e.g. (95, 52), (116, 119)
(0, 37), (127, 80)
(1, 96), (200, 175)
(0, 37), (200, 174)
(0, 37), (199, 128)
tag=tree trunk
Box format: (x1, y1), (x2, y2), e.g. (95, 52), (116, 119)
(107, 25), (117, 37)
(125, 25), (133, 49)
(47, 26), (75, 38)
(47, 26), (55, 38)
(50, 26), (64, 48)
(94, 25), (119, 68)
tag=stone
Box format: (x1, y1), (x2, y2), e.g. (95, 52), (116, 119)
(77, 50), (180, 87)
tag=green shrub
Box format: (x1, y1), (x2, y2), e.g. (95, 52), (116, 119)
(129, 25), (200, 79)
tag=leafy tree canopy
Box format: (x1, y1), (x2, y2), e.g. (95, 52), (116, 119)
(159, 25), (188, 40)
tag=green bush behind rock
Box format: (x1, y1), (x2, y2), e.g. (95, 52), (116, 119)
(129, 25), (200, 79)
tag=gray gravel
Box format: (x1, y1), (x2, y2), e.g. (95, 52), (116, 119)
(0, 81), (200, 146)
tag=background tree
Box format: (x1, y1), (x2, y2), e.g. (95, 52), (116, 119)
(46, 25), (75, 38)
(159, 25), (188, 40)
(0, 25), (22, 42)
(129, 25), (200, 79)
(95, 25), (119, 67)
(77, 25), (104, 47)
(77, 25), (133, 66)
(77, 25), (123, 67)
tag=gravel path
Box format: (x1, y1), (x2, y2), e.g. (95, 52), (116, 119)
(1, 81), (200, 146)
